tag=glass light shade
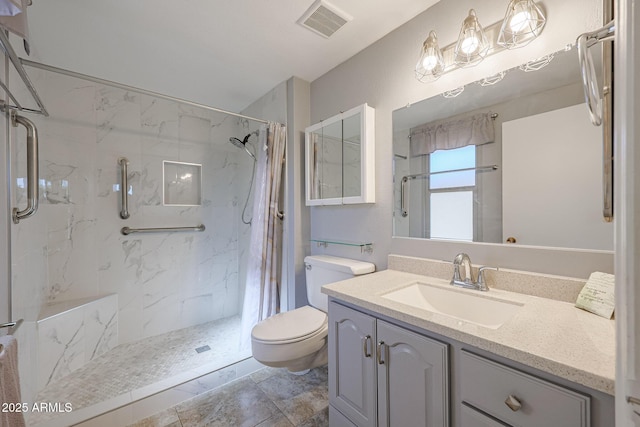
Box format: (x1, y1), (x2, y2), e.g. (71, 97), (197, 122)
(497, 0), (546, 49)
(454, 10), (490, 68)
(441, 86), (465, 98)
(415, 31), (445, 82)
(478, 71), (506, 86)
(518, 54), (554, 72)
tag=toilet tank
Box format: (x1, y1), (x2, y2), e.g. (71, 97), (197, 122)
(304, 255), (375, 312)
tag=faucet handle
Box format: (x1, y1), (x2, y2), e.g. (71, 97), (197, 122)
(476, 266), (498, 291)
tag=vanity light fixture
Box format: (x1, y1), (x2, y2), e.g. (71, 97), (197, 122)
(454, 9), (490, 67)
(414, 1), (546, 83)
(497, 0), (546, 49)
(415, 31), (445, 82)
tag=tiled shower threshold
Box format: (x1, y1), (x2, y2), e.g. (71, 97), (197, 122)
(29, 315), (257, 427)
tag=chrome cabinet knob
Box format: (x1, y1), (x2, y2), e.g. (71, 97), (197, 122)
(505, 395), (522, 412)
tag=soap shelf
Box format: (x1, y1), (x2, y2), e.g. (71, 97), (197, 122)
(311, 238), (373, 254)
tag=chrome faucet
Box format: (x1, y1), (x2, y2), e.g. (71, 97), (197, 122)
(451, 253), (474, 288)
(450, 253), (497, 291)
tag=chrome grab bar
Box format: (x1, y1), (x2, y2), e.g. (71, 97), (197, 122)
(11, 112), (39, 224)
(577, 16), (615, 221)
(404, 165), (498, 180)
(0, 319), (23, 332)
(400, 165), (498, 218)
(0, 320), (23, 353)
(577, 20), (615, 126)
(601, 3), (614, 222)
(602, 46), (613, 222)
(119, 157), (130, 219)
(121, 224), (205, 235)
(400, 177), (408, 217)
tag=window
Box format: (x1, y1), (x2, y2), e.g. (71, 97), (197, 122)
(428, 146), (475, 241)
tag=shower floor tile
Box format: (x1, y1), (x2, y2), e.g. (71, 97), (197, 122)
(129, 366), (329, 427)
(30, 315), (250, 426)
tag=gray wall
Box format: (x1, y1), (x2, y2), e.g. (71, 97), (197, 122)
(285, 77), (312, 309)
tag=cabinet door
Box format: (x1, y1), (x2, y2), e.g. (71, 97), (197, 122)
(376, 320), (449, 427)
(330, 405), (358, 427)
(328, 302), (377, 427)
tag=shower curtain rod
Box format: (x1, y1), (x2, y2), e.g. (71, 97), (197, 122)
(20, 58), (269, 125)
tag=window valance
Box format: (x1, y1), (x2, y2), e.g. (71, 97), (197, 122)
(410, 112), (495, 157)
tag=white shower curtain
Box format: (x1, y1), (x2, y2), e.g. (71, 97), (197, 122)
(240, 122), (286, 351)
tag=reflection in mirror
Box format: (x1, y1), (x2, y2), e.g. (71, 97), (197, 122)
(310, 120), (342, 200)
(393, 47), (613, 251)
(343, 112), (362, 198)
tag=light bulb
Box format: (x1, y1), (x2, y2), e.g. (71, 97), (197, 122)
(509, 10), (531, 32)
(422, 55), (438, 71)
(460, 35), (479, 54)
(415, 30), (444, 82)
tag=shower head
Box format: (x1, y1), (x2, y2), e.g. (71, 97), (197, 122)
(229, 133), (257, 160)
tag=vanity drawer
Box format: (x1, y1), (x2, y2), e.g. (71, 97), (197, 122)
(460, 351), (590, 427)
(460, 403), (509, 427)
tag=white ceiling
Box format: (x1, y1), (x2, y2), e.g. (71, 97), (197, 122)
(22, 0), (439, 112)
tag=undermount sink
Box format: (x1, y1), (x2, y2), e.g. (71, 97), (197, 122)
(381, 282), (524, 329)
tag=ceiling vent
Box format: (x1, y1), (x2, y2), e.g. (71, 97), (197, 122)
(298, 0), (352, 39)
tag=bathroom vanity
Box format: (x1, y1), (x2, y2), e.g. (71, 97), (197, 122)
(322, 256), (615, 427)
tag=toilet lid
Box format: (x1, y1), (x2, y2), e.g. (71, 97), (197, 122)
(252, 306), (327, 343)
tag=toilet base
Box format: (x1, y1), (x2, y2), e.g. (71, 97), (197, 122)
(255, 341), (328, 373)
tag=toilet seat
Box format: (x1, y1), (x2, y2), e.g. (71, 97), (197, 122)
(251, 305), (327, 344)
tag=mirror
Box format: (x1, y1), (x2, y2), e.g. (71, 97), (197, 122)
(343, 112), (363, 198)
(306, 103), (375, 205)
(393, 47), (613, 251)
(310, 119), (343, 202)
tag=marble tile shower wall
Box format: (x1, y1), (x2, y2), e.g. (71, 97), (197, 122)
(10, 70), (255, 395)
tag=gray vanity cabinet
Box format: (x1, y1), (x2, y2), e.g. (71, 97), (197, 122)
(328, 301), (449, 427)
(329, 301), (377, 426)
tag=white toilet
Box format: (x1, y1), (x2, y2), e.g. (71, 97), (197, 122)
(251, 255), (375, 372)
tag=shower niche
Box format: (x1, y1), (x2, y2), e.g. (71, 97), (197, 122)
(305, 103), (375, 206)
(163, 160), (202, 206)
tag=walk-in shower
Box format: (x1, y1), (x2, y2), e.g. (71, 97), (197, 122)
(5, 60), (280, 426)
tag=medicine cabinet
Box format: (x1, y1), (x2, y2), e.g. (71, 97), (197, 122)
(305, 103), (375, 206)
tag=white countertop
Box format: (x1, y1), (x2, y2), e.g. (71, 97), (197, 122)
(322, 269), (615, 395)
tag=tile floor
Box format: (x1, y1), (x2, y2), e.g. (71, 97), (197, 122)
(31, 316), (251, 426)
(128, 366), (329, 427)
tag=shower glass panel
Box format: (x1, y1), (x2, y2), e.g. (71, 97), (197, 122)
(7, 64), (272, 425)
